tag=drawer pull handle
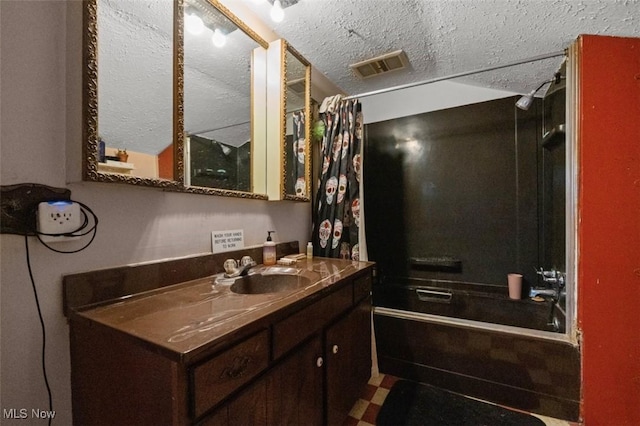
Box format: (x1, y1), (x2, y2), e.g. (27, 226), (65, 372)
(332, 345), (339, 354)
(316, 357), (323, 368)
(221, 356), (251, 379)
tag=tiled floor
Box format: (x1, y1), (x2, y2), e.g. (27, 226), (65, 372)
(344, 374), (399, 426)
(344, 374), (580, 426)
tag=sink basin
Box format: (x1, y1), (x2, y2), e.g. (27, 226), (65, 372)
(230, 274), (311, 295)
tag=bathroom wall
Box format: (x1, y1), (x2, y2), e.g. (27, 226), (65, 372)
(0, 2), (310, 424)
(103, 145), (159, 178)
(360, 79), (518, 125)
(364, 96), (540, 287)
(577, 35), (640, 425)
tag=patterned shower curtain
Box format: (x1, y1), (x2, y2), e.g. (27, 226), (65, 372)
(312, 98), (363, 260)
(291, 111), (306, 197)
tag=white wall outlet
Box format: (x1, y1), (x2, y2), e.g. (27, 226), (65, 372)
(37, 201), (82, 242)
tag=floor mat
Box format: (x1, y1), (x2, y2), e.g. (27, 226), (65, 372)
(376, 380), (546, 426)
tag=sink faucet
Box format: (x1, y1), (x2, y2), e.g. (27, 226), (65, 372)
(223, 256), (257, 278)
(530, 268), (565, 300)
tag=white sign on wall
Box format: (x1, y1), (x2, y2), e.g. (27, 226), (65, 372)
(211, 229), (245, 253)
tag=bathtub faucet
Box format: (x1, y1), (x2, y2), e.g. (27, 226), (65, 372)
(536, 268), (565, 287)
(530, 268), (565, 300)
(529, 288), (559, 298)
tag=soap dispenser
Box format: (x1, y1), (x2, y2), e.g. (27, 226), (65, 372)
(263, 231), (276, 266)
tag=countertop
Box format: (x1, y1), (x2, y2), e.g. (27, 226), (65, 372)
(71, 258), (374, 362)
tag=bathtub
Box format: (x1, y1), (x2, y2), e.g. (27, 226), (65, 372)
(372, 276), (579, 421)
(373, 276), (564, 333)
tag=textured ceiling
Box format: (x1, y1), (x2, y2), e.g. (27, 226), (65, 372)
(241, 0), (640, 96)
(99, 0), (639, 155)
(99, 0), (259, 154)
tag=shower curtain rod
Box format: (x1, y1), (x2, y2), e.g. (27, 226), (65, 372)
(344, 50), (566, 100)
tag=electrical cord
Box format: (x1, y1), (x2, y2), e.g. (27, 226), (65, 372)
(25, 234), (54, 426)
(22, 199), (99, 425)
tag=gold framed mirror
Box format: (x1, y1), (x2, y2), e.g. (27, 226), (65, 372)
(83, 0), (182, 188)
(282, 42), (311, 201)
(83, 0), (269, 199)
(182, 0), (268, 198)
(265, 39), (311, 201)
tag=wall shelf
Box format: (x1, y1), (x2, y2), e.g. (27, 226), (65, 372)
(98, 160), (135, 174)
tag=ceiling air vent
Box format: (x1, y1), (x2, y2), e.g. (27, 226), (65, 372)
(350, 50), (409, 79)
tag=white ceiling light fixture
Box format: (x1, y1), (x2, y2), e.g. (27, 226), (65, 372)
(270, 0), (285, 22)
(212, 29), (227, 48)
(185, 1), (239, 41)
(264, 0), (299, 23)
(185, 13), (205, 35)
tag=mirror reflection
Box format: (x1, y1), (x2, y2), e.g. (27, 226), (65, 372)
(95, 0), (176, 182)
(183, 0), (265, 194)
(87, 0), (268, 197)
(283, 45), (311, 201)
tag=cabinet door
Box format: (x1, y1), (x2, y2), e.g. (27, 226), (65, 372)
(198, 379), (267, 426)
(228, 380), (267, 426)
(325, 299), (372, 426)
(266, 336), (323, 426)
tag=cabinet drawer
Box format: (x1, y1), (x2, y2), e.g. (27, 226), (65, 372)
(192, 330), (269, 419)
(272, 284), (352, 360)
(353, 274), (372, 303)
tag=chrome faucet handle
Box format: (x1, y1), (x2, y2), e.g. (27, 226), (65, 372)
(535, 267), (566, 287)
(240, 256), (256, 267)
(536, 267), (555, 278)
(223, 259), (238, 275)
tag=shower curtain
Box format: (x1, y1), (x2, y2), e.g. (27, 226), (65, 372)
(291, 111), (306, 197)
(312, 97), (363, 260)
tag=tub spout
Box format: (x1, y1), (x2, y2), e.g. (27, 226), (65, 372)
(529, 288), (558, 299)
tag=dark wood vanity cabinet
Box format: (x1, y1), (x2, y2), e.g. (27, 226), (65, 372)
(325, 298), (372, 426)
(199, 377), (268, 426)
(199, 335), (324, 426)
(193, 330), (270, 419)
(265, 295), (372, 426)
(199, 274), (372, 426)
(70, 266), (373, 426)
(266, 336), (324, 425)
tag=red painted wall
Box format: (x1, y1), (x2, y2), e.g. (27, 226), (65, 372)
(578, 35), (640, 425)
(158, 143), (174, 180)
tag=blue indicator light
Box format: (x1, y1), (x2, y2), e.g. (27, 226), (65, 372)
(47, 200), (73, 206)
